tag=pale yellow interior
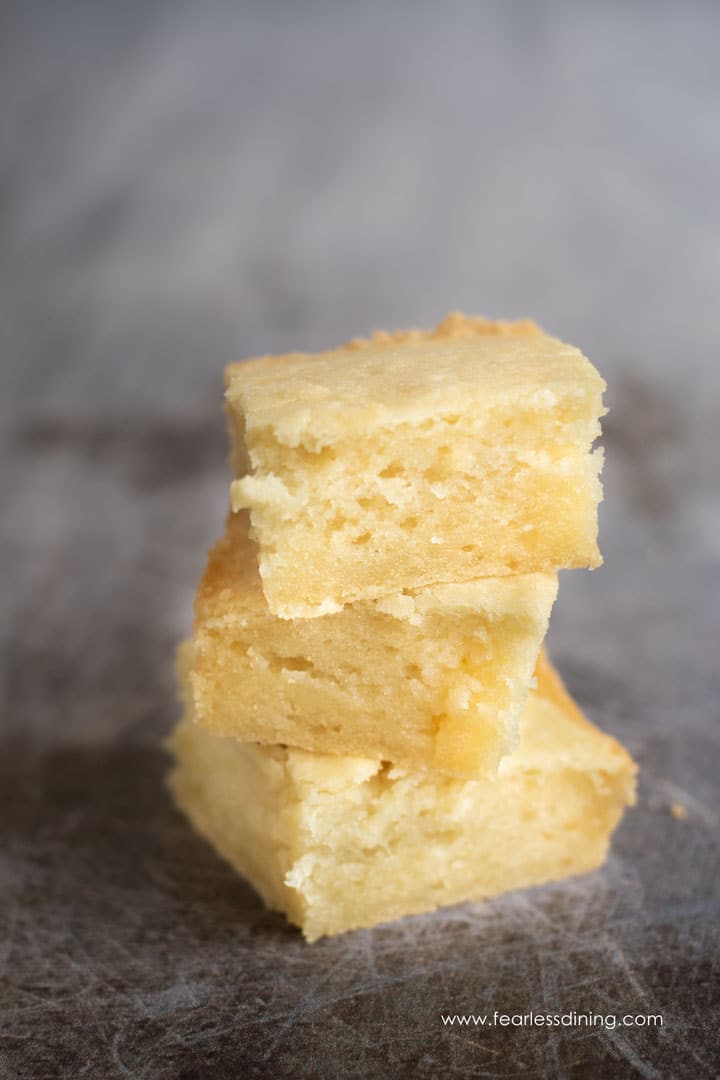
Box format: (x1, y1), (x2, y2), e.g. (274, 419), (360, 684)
(231, 404), (602, 617)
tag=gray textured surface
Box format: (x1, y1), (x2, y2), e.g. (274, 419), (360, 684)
(1, 3), (719, 1077)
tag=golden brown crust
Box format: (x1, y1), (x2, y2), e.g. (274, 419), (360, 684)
(534, 650), (636, 771)
(224, 313), (543, 383)
(533, 650), (586, 728)
(193, 511), (260, 625)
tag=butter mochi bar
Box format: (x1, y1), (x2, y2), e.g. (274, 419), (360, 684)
(190, 512), (557, 778)
(169, 652), (636, 942)
(226, 314), (606, 618)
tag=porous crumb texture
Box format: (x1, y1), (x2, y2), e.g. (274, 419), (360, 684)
(169, 653), (637, 942)
(191, 514), (558, 777)
(225, 313), (606, 617)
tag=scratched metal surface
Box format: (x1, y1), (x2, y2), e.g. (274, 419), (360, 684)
(1, 3), (719, 1077)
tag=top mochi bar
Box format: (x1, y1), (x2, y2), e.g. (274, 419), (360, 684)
(226, 314), (606, 618)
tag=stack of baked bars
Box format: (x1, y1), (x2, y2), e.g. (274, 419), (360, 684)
(169, 314), (636, 942)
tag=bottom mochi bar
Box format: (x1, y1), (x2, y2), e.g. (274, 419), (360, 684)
(168, 654), (636, 942)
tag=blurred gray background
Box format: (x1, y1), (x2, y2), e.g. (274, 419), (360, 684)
(1, 3), (719, 1078)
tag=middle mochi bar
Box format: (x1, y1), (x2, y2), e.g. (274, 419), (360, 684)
(190, 512), (557, 778)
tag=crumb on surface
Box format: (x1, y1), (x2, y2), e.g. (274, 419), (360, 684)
(670, 802), (688, 820)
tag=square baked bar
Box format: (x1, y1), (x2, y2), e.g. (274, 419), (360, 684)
(190, 513), (557, 778)
(226, 314), (605, 617)
(170, 653), (636, 942)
